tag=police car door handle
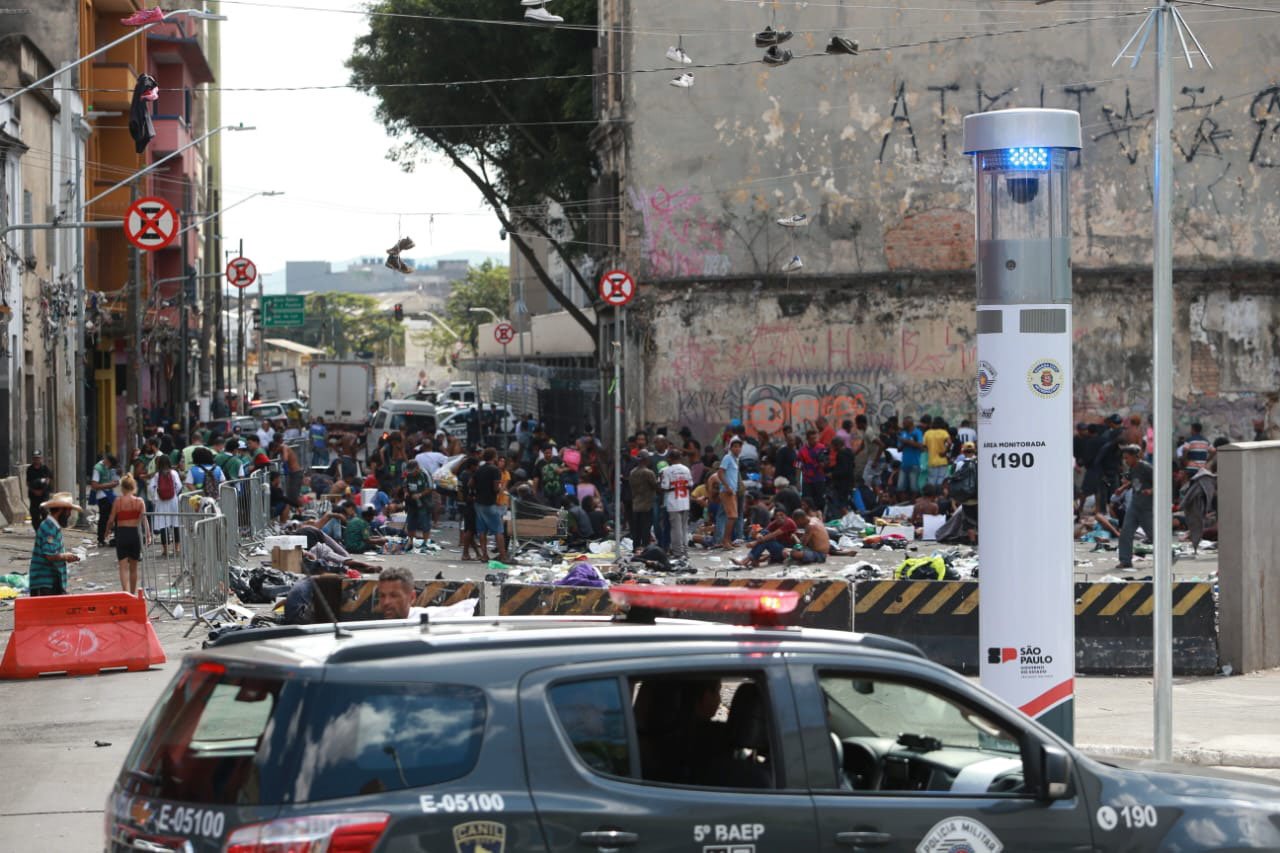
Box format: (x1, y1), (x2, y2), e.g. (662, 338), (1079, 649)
(835, 830), (892, 847)
(578, 829), (639, 848)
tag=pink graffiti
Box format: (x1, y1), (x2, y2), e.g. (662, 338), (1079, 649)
(629, 185), (728, 277)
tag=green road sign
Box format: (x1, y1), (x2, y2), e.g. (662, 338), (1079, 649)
(263, 294), (305, 328)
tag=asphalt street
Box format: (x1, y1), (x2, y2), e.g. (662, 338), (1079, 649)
(0, 519), (1257, 851)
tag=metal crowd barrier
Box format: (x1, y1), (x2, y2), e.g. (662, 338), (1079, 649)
(186, 514), (233, 636)
(140, 506), (220, 617)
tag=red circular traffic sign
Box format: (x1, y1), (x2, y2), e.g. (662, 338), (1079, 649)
(124, 196), (179, 251)
(493, 321), (516, 345)
(226, 256), (258, 289)
(598, 269), (636, 307)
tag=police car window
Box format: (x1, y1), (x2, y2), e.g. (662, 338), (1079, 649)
(630, 674), (777, 790)
(290, 682), (485, 802)
(122, 666), (296, 806)
(549, 679), (632, 778)
(818, 673), (1025, 795)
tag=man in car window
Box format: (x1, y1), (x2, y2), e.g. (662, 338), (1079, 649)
(377, 566), (417, 619)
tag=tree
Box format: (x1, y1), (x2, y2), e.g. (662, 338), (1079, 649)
(302, 293), (405, 362)
(418, 260), (510, 361)
(348, 0), (600, 338)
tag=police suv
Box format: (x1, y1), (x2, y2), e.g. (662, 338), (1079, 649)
(106, 586), (1280, 852)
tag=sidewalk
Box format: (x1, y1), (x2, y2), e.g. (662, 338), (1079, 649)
(1074, 670), (1280, 770)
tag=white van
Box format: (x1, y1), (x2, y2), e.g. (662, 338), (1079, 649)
(366, 399), (438, 459)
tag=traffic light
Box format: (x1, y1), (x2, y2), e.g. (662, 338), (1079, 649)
(393, 303), (404, 322)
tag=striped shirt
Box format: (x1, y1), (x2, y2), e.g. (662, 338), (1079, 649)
(29, 516), (65, 591)
(1180, 436), (1212, 470)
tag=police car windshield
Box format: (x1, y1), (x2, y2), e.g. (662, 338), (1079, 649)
(822, 676), (1019, 754)
(121, 663), (486, 806)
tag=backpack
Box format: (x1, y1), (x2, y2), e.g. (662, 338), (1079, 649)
(157, 470), (177, 501)
(947, 461), (978, 502)
(198, 465), (220, 499)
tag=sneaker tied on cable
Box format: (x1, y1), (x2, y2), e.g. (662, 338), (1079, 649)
(385, 254), (413, 274)
(524, 5), (563, 23)
(783, 254), (803, 273)
(825, 36), (859, 55)
(776, 213), (808, 227)
(666, 46), (693, 65)
(754, 25), (793, 47)
(669, 72), (695, 88)
(762, 45), (793, 66)
(386, 236), (415, 255)
(121, 7), (165, 25)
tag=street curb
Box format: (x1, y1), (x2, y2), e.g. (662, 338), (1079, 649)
(1081, 743), (1280, 769)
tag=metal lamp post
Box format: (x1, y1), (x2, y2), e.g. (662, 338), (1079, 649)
(963, 108), (1082, 742)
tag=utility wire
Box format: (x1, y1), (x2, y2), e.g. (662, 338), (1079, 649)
(3, 9), (1151, 97)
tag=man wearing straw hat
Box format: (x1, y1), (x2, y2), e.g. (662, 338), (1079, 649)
(29, 493), (83, 596)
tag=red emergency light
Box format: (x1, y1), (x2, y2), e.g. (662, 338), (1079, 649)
(609, 585), (800, 626)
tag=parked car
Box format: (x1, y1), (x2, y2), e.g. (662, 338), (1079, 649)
(438, 404), (516, 439)
(248, 398), (308, 423)
(198, 416), (262, 440)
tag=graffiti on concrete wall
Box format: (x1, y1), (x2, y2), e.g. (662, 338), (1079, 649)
(627, 184), (730, 278)
(657, 316), (980, 437)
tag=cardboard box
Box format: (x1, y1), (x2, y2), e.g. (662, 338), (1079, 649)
(272, 546), (303, 573)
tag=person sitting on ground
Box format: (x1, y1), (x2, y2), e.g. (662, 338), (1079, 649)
(732, 507), (798, 568)
(911, 484), (941, 527)
(788, 509), (830, 564)
(772, 477), (803, 516)
(582, 495), (610, 541)
(344, 504), (386, 554)
(286, 518), (378, 573)
(562, 495), (594, 550)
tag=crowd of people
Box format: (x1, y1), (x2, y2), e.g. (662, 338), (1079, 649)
(25, 400), (1266, 598)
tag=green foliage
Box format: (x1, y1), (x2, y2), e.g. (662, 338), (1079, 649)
(347, 0), (598, 231)
(418, 260), (510, 359)
(302, 292), (405, 362)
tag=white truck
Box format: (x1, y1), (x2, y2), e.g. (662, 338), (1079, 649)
(254, 369), (298, 403)
(308, 361), (375, 428)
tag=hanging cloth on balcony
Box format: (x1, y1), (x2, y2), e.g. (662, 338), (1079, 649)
(129, 74), (160, 154)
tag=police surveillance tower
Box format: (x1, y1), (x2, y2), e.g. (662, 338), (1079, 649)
(963, 108), (1081, 742)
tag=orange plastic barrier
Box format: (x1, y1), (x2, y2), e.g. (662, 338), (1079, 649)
(0, 591), (166, 678)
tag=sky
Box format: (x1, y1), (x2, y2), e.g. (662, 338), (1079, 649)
(215, 0), (507, 288)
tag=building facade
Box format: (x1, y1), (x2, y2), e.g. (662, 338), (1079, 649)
(589, 2), (1280, 439)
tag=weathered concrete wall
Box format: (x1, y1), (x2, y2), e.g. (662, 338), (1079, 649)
(637, 271), (1280, 441)
(619, 4), (1280, 279)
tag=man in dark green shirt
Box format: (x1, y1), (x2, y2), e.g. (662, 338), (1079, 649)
(403, 460), (433, 541)
(343, 505), (386, 553)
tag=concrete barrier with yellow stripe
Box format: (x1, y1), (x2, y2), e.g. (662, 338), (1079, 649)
(854, 580), (1217, 675)
(500, 578), (853, 631)
(338, 579), (483, 621)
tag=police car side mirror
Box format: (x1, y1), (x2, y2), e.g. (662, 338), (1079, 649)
(1038, 744), (1073, 801)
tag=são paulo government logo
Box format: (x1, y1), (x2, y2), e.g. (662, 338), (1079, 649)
(1027, 358), (1063, 399)
(977, 360), (997, 397)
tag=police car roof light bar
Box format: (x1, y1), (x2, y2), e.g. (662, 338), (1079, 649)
(609, 586), (801, 627)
